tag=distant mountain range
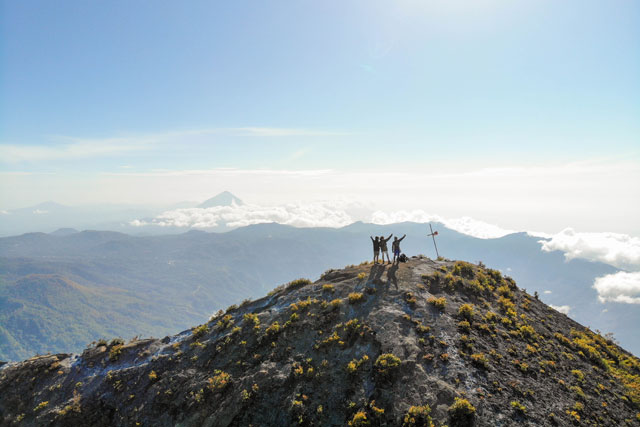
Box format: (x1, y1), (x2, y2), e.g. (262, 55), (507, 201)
(0, 221), (636, 361)
(0, 201), (161, 237)
(0, 191), (243, 236)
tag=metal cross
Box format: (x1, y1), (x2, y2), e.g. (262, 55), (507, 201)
(427, 223), (440, 259)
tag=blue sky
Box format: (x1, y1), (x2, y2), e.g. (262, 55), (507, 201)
(1, 1), (639, 234)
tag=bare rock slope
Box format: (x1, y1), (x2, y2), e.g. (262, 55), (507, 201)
(1, 257), (639, 426)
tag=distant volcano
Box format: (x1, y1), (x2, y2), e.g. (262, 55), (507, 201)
(197, 191), (244, 209)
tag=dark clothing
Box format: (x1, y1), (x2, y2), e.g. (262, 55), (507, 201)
(370, 237), (380, 252)
(380, 235), (392, 251)
(392, 235), (406, 253)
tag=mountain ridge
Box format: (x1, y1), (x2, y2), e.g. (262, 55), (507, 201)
(1, 257), (638, 426)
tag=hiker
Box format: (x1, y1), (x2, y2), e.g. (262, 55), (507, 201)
(392, 234), (406, 264)
(370, 236), (380, 263)
(379, 234), (393, 264)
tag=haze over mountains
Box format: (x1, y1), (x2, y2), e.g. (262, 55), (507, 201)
(0, 201), (165, 237)
(0, 191), (244, 237)
(1, 214), (637, 361)
(0, 191), (252, 237)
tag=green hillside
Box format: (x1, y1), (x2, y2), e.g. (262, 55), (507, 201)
(0, 274), (176, 361)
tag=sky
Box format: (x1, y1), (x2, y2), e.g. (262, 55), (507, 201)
(1, 0), (639, 236)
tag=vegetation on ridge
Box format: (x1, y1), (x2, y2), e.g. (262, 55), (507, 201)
(0, 257), (639, 426)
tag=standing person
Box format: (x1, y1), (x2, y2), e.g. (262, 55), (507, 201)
(379, 234), (393, 264)
(370, 236), (380, 263)
(392, 234), (406, 264)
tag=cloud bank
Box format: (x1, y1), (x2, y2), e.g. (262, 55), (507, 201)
(131, 202), (355, 229)
(132, 202), (517, 239)
(539, 228), (640, 271)
(371, 210), (515, 239)
(593, 272), (640, 304)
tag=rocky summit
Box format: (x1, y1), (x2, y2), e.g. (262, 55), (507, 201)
(1, 257), (639, 426)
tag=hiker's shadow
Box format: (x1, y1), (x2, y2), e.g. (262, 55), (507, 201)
(368, 264), (385, 284)
(387, 263), (399, 290)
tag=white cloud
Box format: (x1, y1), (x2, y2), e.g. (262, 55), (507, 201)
(132, 202), (355, 229)
(108, 168), (333, 178)
(370, 210), (440, 225)
(371, 210), (515, 239)
(543, 290), (552, 294)
(132, 201), (519, 240)
(0, 139), (149, 163)
(442, 217), (515, 239)
(593, 271), (640, 304)
(549, 304), (571, 314)
(32, 209), (48, 215)
(539, 228), (640, 271)
(0, 127), (347, 164)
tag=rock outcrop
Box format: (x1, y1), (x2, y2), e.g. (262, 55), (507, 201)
(1, 257), (639, 426)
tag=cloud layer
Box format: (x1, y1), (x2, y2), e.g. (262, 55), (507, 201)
(539, 228), (640, 271)
(132, 202), (517, 239)
(371, 210), (515, 239)
(593, 272), (640, 304)
(132, 203), (354, 229)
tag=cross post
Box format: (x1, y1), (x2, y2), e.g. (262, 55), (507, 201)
(427, 224), (440, 259)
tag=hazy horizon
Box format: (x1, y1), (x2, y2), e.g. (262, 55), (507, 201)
(1, 2), (638, 319)
(1, 1), (638, 234)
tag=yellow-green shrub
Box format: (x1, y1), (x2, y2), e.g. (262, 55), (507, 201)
(458, 304), (474, 321)
(452, 261), (475, 279)
(192, 324), (209, 339)
(471, 353), (489, 369)
(427, 296), (446, 310)
(286, 278), (312, 290)
(348, 293), (365, 304)
(448, 397), (476, 424)
(403, 405), (433, 427)
(322, 284), (335, 293)
(511, 400), (526, 414)
(375, 353), (401, 377)
(208, 370), (231, 391)
(348, 411), (369, 426)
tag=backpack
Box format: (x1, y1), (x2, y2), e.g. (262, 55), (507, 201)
(398, 253), (408, 263)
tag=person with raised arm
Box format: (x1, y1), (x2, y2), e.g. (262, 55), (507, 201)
(370, 235), (380, 263)
(392, 234), (406, 264)
(379, 234), (393, 264)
